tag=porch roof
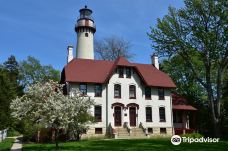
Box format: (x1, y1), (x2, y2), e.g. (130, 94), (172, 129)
(172, 105), (197, 111)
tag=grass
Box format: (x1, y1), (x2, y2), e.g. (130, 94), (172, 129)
(0, 138), (14, 151)
(23, 138), (228, 151)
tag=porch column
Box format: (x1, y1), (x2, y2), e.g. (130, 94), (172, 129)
(182, 111), (187, 134)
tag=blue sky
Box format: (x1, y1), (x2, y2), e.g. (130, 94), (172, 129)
(0, 0), (184, 70)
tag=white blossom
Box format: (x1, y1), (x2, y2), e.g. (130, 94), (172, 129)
(10, 80), (94, 129)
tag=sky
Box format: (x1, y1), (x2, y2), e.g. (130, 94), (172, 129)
(0, 0), (184, 70)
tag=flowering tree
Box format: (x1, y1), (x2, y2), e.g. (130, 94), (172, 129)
(10, 81), (94, 149)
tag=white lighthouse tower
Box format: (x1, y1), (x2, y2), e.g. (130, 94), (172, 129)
(75, 5), (96, 60)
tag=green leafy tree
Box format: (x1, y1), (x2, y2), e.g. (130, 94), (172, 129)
(19, 56), (60, 88)
(161, 55), (214, 136)
(68, 109), (95, 141)
(148, 0), (227, 137)
(10, 81), (94, 149)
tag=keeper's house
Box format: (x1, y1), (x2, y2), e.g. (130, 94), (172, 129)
(60, 6), (197, 139)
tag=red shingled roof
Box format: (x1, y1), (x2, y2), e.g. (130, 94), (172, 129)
(172, 105), (197, 111)
(115, 57), (134, 66)
(63, 59), (114, 83)
(172, 93), (197, 111)
(61, 57), (176, 88)
(134, 63), (176, 88)
(172, 93), (187, 105)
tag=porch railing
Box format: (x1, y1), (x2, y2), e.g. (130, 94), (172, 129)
(174, 128), (195, 135)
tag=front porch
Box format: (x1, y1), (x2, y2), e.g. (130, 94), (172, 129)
(173, 107), (197, 135)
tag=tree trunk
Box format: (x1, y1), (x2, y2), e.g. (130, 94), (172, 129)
(214, 121), (221, 138)
(208, 95), (221, 137)
(55, 128), (59, 150)
(76, 133), (80, 141)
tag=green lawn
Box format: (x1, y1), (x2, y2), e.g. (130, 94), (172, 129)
(0, 138), (14, 151)
(23, 139), (228, 151)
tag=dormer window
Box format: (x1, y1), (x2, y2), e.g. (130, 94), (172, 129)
(158, 88), (165, 100)
(145, 87), (151, 100)
(126, 67), (131, 78)
(118, 67), (124, 78)
(95, 84), (102, 97)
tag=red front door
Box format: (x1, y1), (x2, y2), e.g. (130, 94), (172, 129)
(129, 107), (136, 126)
(114, 106), (122, 126)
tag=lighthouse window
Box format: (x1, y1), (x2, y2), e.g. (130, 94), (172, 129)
(85, 33), (88, 37)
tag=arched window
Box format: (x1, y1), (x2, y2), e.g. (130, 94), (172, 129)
(85, 33), (88, 37)
(114, 84), (121, 98)
(159, 107), (166, 122)
(129, 85), (136, 99)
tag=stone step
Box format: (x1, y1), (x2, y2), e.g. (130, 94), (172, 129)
(131, 131), (145, 134)
(118, 132), (129, 134)
(117, 136), (148, 139)
(118, 134), (130, 137)
(131, 134), (145, 136)
(118, 133), (129, 135)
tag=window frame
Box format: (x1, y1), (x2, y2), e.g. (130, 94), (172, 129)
(129, 85), (136, 99)
(159, 107), (166, 122)
(95, 128), (103, 134)
(148, 128), (153, 134)
(118, 67), (124, 78)
(160, 128), (167, 134)
(94, 105), (102, 122)
(145, 86), (151, 100)
(94, 84), (102, 97)
(158, 88), (165, 100)
(114, 84), (121, 98)
(126, 67), (131, 78)
(146, 107), (152, 122)
(79, 83), (87, 95)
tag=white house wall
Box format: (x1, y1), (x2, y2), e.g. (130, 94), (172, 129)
(68, 68), (173, 135)
(107, 69), (172, 128)
(69, 84), (107, 132)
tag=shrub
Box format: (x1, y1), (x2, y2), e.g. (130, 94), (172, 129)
(7, 128), (20, 137)
(181, 133), (204, 138)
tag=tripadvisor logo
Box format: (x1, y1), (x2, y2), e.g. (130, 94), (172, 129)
(171, 135), (220, 145)
(171, 135), (182, 145)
